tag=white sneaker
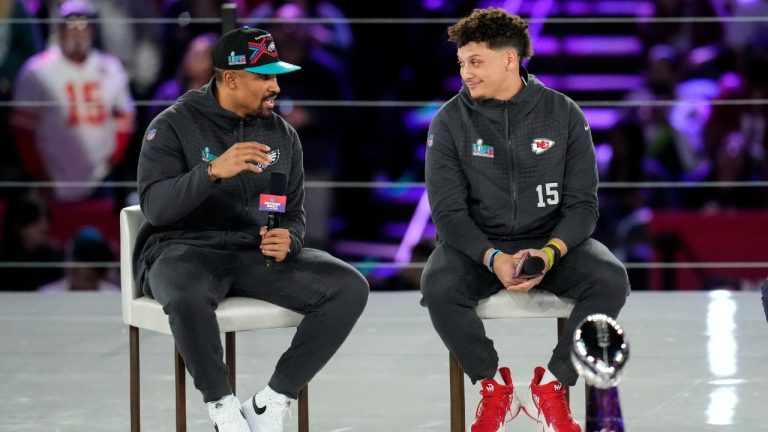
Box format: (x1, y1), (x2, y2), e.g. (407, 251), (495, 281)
(208, 394), (250, 432)
(242, 389), (292, 432)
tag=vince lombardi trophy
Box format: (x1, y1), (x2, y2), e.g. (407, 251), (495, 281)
(571, 314), (629, 432)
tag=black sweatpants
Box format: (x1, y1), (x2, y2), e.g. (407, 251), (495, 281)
(421, 237), (629, 387)
(144, 239), (369, 402)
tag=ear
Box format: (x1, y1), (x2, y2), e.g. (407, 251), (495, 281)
(224, 71), (238, 89)
(505, 49), (518, 71)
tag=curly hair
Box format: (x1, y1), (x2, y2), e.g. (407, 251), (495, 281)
(447, 7), (533, 61)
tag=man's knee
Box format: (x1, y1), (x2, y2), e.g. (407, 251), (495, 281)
(420, 263), (447, 306)
(337, 269), (369, 314)
(149, 268), (215, 316)
(593, 259), (630, 311)
(159, 286), (216, 318)
(420, 262), (472, 309)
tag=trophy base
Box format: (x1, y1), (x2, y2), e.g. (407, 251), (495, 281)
(586, 386), (625, 432)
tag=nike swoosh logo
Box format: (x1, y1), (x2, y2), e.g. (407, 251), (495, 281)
(252, 398), (267, 415)
(584, 124), (589, 131)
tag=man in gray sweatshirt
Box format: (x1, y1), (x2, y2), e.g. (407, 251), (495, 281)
(421, 8), (629, 432)
(135, 27), (368, 432)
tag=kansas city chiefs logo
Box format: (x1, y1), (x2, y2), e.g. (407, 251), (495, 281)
(531, 138), (555, 154)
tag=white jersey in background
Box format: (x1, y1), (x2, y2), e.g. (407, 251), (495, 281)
(13, 45), (134, 201)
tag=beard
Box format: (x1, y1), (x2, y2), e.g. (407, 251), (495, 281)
(254, 92), (278, 119)
(255, 108), (273, 119)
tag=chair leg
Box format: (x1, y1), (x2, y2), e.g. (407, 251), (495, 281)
(130, 326), (140, 432)
(449, 352), (465, 432)
(226, 332), (236, 395)
(174, 345), (187, 432)
(556, 317), (571, 404)
(298, 385), (309, 432)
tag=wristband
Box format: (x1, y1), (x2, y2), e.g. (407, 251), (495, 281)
(207, 161), (221, 184)
(541, 247), (555, 270)
(486, 248), (501, 273)
(541, 243), (561, 270)
(546, 242), (563, 254)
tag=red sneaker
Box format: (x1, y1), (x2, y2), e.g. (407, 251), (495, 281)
(529, 367), (581, 432)
(471, 367), (514, 432)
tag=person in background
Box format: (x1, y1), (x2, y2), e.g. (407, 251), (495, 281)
(0, 0), (41, 104)
(258, 1), (355, 249)
(0, 0), (42, 193)
(38, 227), (118, 292)
(157, 0), (222, 85)
(0, 193), (63, 291)
(10, 0), (135, 202)
(147, 32), (217, 121)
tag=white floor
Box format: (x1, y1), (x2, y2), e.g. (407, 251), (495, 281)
(0, 290), (766, 431)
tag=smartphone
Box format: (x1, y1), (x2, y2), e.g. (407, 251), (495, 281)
(512, 250), (529, 278)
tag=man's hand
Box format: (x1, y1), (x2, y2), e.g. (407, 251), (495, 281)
(493, 249), (547, 292)
(260, 227), (291, 262)
(208, 142), (272, 180)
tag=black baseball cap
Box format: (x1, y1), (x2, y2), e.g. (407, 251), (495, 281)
(213, 27), (301, 75)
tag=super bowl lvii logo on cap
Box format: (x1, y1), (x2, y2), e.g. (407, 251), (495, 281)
(227, 51), (246, 66)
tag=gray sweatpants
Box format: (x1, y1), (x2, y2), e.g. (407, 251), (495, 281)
(144, 240), (369, 402)
(421, 237), (629, 387)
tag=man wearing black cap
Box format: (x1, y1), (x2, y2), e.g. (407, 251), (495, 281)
(135, 27), (368, 432)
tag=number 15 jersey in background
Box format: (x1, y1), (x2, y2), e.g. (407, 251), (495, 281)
(12, 45), (134, 201)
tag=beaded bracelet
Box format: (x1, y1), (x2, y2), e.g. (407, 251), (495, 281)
(486, 248), (501, 273)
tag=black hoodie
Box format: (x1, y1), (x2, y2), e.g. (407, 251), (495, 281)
(425, 69), (598, 264)
(132, 78), (305, 288)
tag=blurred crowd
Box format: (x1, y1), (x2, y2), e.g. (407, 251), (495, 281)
(0, 0), (766, 291)
(608, 0), (768, 214)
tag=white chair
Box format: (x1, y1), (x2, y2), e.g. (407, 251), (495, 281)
(120, 205), (308, 432)
(448, 289), (576, 432)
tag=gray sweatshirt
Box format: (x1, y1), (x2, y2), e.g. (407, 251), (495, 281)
(132, 78), (306, 287)
(425, 69), (598, 264)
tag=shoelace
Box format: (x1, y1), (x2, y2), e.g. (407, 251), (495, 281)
(536, 387), (573, 425)
(474, 390), (512, 427)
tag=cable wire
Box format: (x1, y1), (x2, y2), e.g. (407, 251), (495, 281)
(2, 16), (768, 25)
(1, 261), (767, 270)
(0, 181), (766, 189)
(3, 98), (768, 108)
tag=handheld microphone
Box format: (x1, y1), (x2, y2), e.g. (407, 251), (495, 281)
(521, 255), (545, 276)
(259, 172), (288, 268)
(512, 251), (545, 278)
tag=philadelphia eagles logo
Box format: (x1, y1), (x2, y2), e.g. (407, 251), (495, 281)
(255, 149), (280, 169)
